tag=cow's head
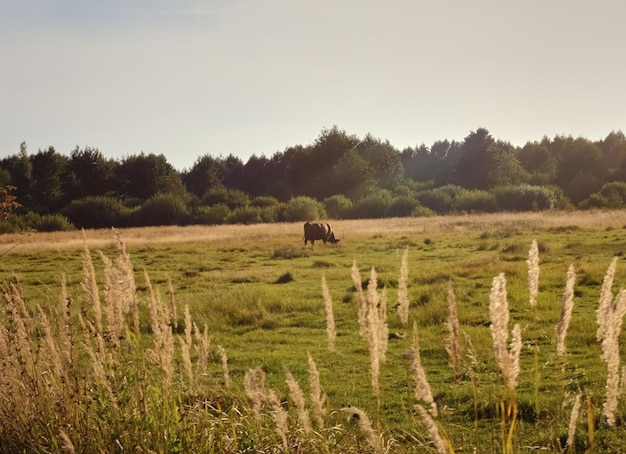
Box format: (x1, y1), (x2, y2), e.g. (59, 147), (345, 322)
(329, 233), (340, 244)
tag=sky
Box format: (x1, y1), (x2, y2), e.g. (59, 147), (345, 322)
(2, 1), (625, 171)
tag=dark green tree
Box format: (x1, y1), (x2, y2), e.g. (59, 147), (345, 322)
(451, 128), (495, 189)
(117, 153), (182, 201)
(355, 134), (404, 190)
(31, 146), (67, 213)
(64, 146), (116, 201)
(517, 138), (557, 184)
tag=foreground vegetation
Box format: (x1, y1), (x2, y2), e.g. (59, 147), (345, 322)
(2, 212), (626, 452)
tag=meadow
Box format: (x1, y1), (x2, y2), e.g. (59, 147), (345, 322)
(2, 211), (626, 452)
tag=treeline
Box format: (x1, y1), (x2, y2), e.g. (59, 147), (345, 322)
(1, 126), (626, 232)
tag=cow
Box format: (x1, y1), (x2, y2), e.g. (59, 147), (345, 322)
(303, 221), (340, 245)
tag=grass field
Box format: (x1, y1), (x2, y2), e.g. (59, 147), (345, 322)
(2, 210), (626, 452)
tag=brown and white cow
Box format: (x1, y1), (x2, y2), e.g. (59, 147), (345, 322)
(303, 222), (340, 245)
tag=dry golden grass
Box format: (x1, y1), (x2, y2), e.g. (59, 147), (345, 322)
(3, 210), (626, 253)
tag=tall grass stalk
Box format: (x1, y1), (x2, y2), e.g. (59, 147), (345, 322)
(341, 406), (384, 454)
(445, 282), (461, 380)
(398, 247), (409, 326)
(308, 352), (326, 429)
(322, 275), (336, 352)
(489, 273), (521, 453)
(526, 240), (541, 417)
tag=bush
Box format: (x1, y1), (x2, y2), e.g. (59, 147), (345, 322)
(384, 196), (421, 217)
(193, 204), (230, 225)
(281, 196), (326, 222)
(138, 193), (190, 226)
(323, 195), (353, 219)
(493, 185), (557, 211)
(455, 190), (498, 213)
(351, 191), (392, 219)
(201, 187), (250, 209)
(62, 196), (133, 229)
(19, 212), (75, 232)
(579, 182), (626, 209)
(226, 206), (262, 224)
(416, 185), (466, 214)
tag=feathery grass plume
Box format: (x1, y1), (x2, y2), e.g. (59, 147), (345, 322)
(3, 285), (36, 378)
(266, 389), (290, 451)
(341, 406), (383, 454)
(556, 264), (576, 356)
(307, 352), (326, 429)
(565, 393), (582, 452)
(217, 345), (231, 389)
(595, 258), (626, 426)
(37, 304), (64, 384)
(508, 323), (522, 390)
(98, 251), (122, 347)
(527, 239), (539, 308)
(410, 321), (437, 416)
(321, 275), (336, 352)
(366, 294), (381, 398)
(113, 230), (139, 335)
(284, 367), (312, 433)
(167, 275), (178, 330)
(597, 256), (618, 342)
(178, 335), (194, 386)
(244, 367), (267, 422)
(183, 304), (192, 347)
(489, 273), (521, 390)
(81, 237), (102, 336)
(600, 289), (626, 426)
(194, 322), (211, 375)
(398, 247), (410, 325)
(379, 286), (389, 361)
(144, 272), (175, 387)
(352, 260), (368, 338)
(415, 404), (450, 454)
(58, 429), (76, 454)
(445, 282), (461, 377)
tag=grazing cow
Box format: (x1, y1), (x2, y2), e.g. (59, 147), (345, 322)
(303, 221), (340, 245)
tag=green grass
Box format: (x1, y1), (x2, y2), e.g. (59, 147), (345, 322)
(2, 214), (626, 452)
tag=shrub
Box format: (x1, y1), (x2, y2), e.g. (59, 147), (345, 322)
(323, 194), (353, 219)
(384, 196), (421, 217)
(579, 182), (626, 209)
(455, 190), (498, 213)
(138, 193), (190, 226)
(226, 206), (262, 224)
(281, 196), (326, 222)
(201, 187), (250, 209)
(416, 185), (466, 214)
(493, 184), (557, 211)
(19, 212), (75, 232)
(351, 191), (392, 219)
(62, 196), (132, 229)
(193, 204), (230, 225)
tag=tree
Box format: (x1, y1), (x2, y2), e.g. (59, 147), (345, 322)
(64, 146), (116, 200)
(31, 146), (67, 213)
(117, 153), (181, 200)
(517, 138), (556, 184)
(10, 142), (34, 208)
(451, 128), (495, 189)
(355, 134), (404, 190)
(331, 149), (375, 200)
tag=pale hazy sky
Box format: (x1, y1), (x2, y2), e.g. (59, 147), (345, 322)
(2, 1), (625, 171)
